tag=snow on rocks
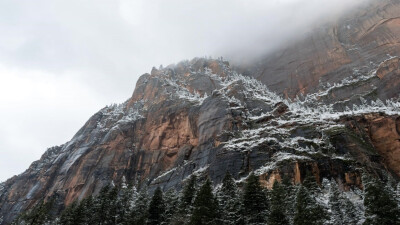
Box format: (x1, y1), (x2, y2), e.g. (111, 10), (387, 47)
(254, 152), (311, 175)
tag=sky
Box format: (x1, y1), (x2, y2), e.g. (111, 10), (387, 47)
(0, 0), (369, 182)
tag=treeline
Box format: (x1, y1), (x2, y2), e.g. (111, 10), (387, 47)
(12, 172), (400, 225)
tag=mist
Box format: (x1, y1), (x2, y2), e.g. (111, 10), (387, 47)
(0, 0), (370, 182)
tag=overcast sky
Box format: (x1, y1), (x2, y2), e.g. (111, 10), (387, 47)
(0, 0), (369, 182)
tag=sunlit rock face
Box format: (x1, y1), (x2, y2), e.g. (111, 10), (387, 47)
(245, 0), (400, 105)
(1, 0), (400, 224)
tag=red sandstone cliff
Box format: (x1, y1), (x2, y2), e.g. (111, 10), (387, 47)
(1, 0), (400, 223)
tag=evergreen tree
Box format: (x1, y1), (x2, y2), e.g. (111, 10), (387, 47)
(329, 179), (344, 225)
(217, 172), (242, 225)
(108, 185), (120, 224)
(242, 173), (268, 225)
(341, 193), (359, 225)
(328, 179), (359, 225)
(397, 182), (400, 207)
(281, 176), (297, 224)
(163, 189), (179, 225)
(293, 185), (327, 225)
(302, 172), (320, 194)
(92, 185), (111, 225)
(14, 199), (54, 225)
(128, 185), (149, 225)
(81, 195), (95, 224)
(171, 175), (197, 224)
(190, 179), (220, 225)
(268, 180), (289, 225)
(147, 187), (166, 225)
(59, 201), (79, 225)
(180, 175), (197, 213)
(118, 183), (135, 225)
(363, 174), (400, 225)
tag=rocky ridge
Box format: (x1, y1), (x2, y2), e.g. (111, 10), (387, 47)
(0, 57), (399, 223)
(2, 0), (400, 223)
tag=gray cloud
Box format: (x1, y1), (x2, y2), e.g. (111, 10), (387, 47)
(0, 0), (369, 181)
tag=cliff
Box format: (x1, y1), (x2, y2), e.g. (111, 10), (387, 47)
(1, 57), (399, 223)
(245, 0), (400, 107)
(1, 0), (400, 223)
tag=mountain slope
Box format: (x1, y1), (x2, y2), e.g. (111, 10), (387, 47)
(2, 0), (400, 223)
(1, 57), (399, 224)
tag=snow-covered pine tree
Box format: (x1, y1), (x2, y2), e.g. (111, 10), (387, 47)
(397, 182), (400, 207)
(147, 187), (166, 225)
(293, 185), (327, 225)
(13, 199), (55, 225)
(363, 174), (400, 225)
(267, 180), (289, 225)
(180, 175), (197, 212)
(107, 185), (119, 224)
(92, 185), (112, 224)
(163, 189), (179, 225)
(80, 195), (95, 224)
(171, 175), (197, 224)
(59, 201), (78, 225)
(329, 179), (344, 224)
(128, 185), (150, 225)
(281, 176), (297, 224)
(242, 173), (268, 225)
(217, 172), (242, 225)
(341, 192), (359, 225)
(328, 179), (359, 225)
(189, 179), (220, 225)
(302, 172), (320, 194)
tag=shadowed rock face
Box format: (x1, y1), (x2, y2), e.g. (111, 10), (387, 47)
(1, 1), (400, 224)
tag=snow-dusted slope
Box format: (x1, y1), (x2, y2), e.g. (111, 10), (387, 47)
(0, 57), (399, 224)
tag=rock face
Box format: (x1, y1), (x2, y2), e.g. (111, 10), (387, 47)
(245, 0), (400, 106)
(1, 57), (399, 224)
(342, 113), (400, 177)
(1, 0), (400, 224)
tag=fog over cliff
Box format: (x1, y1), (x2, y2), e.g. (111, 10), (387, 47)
(0, 0), (370, 181)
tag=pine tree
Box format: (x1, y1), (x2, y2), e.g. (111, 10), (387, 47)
(268, 180), (289, 225)
(190, 179), (220, 225)
(117, 183), (134, 225)
(108, 185), (120, 224)
(180, 175), (197, 213)
(147, 187), (166, 225)
(81, 195), (95, 224)
(59, 201), (78, 225)
(163, 189), (179, 225)
(14, 199), (54, 225)
(293, 185), (327, 225)
(281, 176), (297, 224)
(217, 172), (242, 225)
(302, 172), (320, 194)
(242, 173), (268, 225)
(329, 179), (344, 225)
(93, 185), (111, 225)
(328, 179), (359, 225)
(128, 185), (149, 225)
(171, 175), (197, 224)
(341, 193), (359, 225)
(363, 174), (400, 225)
(397, 182), (400, 207)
